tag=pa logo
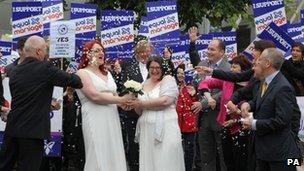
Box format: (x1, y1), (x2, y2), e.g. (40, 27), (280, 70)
(44, 141), (55, 155)
(287, 158), (300, 166)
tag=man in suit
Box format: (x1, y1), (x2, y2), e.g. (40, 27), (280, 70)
(197, 39), (231, 171)
(241, 48), (300, 171)
(0, 35), (83, 171)
(188, 27), (231, 170)
(201, 40), (301, 171)
(202, 40), (276, 105)
(115, 39), (152, 171)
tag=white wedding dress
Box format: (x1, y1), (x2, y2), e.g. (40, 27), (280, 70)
(76, 69), (127, 171)
(136, 76), (185, 171)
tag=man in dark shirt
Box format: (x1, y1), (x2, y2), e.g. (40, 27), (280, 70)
(0, 35), (83, 171)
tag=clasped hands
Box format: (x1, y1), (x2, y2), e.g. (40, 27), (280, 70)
(119, 94), (141, 111)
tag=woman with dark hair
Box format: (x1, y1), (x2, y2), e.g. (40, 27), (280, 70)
(198, 54), (252, 171)
(128, 57), (185, 171)
(162, 46), (175, 76)
(281, 42), (304, 96)
(76, 40), (130, 171)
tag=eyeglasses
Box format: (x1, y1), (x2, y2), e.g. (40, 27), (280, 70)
(90, 48), (103, 53)
(149, 66), (161, 71)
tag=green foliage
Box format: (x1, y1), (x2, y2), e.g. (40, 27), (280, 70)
(284, 0), (299, 23)
(85, 0), (251, 30)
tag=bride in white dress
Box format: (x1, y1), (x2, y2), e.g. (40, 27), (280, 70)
(76, 40), (128, 171)
(129, 57), (185, 171)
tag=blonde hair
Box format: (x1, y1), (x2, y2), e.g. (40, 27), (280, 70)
(134, 40), (153, 54)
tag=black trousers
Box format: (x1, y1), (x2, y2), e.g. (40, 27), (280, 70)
(247, 132), (256, 171)
(121, 116), (139, 171)
(0, 135), (44, 171)
(256, 159), (296, 171)
(221, 128), (234, 171)
(182, 133), (196, 171)
(222, 128), (249, 171)
(193, 132), (202, 171)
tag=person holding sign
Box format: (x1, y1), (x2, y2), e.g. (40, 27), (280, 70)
(0, 35), (83, 171)
(76, 40), (131, 171)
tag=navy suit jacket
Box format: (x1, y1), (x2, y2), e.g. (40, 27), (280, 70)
(249, 72), (299, 161)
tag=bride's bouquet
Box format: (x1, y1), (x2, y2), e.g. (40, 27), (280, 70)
(122, 80), (144, 97)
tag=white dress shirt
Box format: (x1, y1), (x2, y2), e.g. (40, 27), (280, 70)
(139, 62), (148, 81)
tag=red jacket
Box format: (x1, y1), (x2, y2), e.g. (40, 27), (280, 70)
(176, 86), (198, 133)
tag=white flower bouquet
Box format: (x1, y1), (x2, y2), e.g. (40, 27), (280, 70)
(122, 80), (144, 97)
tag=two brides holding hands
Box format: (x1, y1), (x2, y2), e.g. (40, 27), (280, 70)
(76, 40), (129, 171)
(76, 40), (184, 171)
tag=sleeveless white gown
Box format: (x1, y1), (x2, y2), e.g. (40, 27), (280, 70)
(76, 69), (127, 171)
(136, 76), (185, 171)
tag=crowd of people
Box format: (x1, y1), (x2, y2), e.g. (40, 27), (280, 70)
(0, 25), (303, 171)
